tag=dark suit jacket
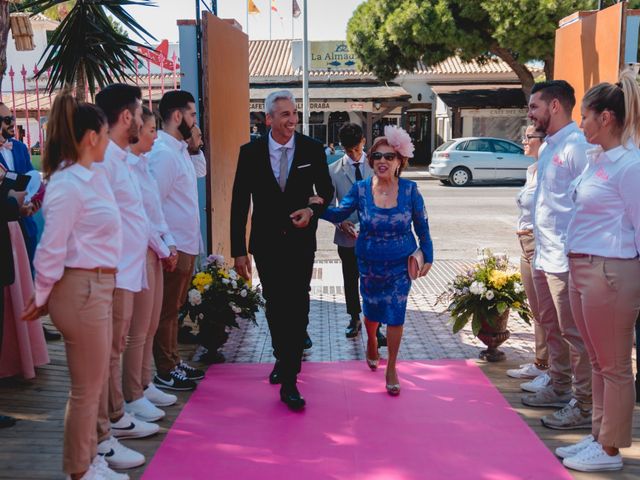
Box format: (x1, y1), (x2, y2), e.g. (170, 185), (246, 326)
(0, 193), (19, 286)
(231, 132), (334, 258)
(0, 139), (37, 240)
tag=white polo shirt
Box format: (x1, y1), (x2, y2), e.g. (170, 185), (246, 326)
(532, 122), (589, 273)
(567, 143), (640, 258)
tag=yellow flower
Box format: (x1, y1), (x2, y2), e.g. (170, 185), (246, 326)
(488, 270), (508, 289)
(192, 272), (213, 293)
(513, 301), (521, 309)
(509, 272), (521, 281)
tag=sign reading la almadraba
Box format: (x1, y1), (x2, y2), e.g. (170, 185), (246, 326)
(310, 41), (357, 70)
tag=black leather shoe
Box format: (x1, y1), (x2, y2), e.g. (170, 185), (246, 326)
(345, 316), (362, 338)
(280, 385), (306, 411)
(303, 333), (313, 350)
(43, 326), (61, 341)
(269, 361), (281, 385)
(376, 326), (387, 348)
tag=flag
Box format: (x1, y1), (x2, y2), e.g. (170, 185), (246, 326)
(248, 0), (260, 14)
(292, 0), (301, 18)
(271, 0), (278, 12)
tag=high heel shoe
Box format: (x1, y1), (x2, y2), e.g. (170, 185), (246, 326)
(385, 368), (400, 395)
(366, 356), (379, 371)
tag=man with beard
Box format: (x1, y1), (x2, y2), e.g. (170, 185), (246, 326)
(94, 84), (158, 471)
(149, 90), (206, 392)
(523, 80), (592, 431)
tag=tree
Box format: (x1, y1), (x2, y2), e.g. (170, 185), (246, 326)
(19, 0), (155, 101)
(347, 0), (640, 98)
(0, 0), (13, 92)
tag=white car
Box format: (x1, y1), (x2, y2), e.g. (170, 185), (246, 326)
(429, 137), (534, 186)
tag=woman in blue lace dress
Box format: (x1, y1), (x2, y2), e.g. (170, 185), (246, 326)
(320, 126), (433, 395)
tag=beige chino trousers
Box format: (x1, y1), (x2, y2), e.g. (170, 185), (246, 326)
(532, 268), (592, 408)
(518, 232), (549, 364)
(123, 248), (164, 402)
(569, 255), (640, 448)
(48, 269), (115, 475)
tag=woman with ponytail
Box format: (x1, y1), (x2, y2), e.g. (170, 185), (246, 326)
(22, 91), (125, 480)
(555, 70), (640, 473)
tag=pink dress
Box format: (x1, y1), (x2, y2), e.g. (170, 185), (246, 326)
(0, 222), (49, 379)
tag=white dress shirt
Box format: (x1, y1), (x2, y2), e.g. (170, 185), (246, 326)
(128, 152), (175, 259)
(532, 122), (589, 273)
(149, 130), (205, 255)
(95, 141), (150, 292)
(190, 150), (207, 178)
(34, 163), (122, 307)
(268, 131), (295, 184)
(516, 163), (537, 231)
(567, 143), (640, 258)
(1, 148), (14, 170)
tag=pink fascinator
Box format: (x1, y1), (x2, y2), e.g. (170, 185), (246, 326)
(384, 125), (415, 158)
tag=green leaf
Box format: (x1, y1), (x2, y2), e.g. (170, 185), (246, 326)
(471, 314), (482, 337)
(452, 313), (470, 334)
(496, 301), (508, 315)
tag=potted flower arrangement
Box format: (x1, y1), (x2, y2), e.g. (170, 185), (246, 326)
(181, 254), (265, 363)
(438, 250), (532, 361)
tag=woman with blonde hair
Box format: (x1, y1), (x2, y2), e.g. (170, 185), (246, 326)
(320, 126), (433, 395)
(22, 91), (125, 480)
(556, 70), (640, 472)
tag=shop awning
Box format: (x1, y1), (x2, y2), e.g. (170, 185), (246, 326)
(432, 85), (526, 109)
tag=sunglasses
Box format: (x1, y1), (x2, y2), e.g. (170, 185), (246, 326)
(522, 134), (544, 141)
(1, 116), (14, 124)
(370, 151), (399, 161)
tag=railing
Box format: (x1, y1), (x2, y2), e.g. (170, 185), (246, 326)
(1, 52), (181, 150)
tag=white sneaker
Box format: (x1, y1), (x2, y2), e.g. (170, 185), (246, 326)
(507, 363), (547, 379)
(111, 412), (159, 439)
(91, 456), (130, 479)
(125, 397), (165, 422)
(555, 434), (595, 459)
(562, 441), (623, 472)
(65, 462), (108, 480)
(144, 382), (177, 407)
(97, 436), (145, 470)
(521, 372), (551, 393)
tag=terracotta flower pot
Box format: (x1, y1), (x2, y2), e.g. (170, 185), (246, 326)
(476, 309), (510, 362)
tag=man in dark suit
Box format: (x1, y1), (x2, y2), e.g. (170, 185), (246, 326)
(231, 90), (334, 410)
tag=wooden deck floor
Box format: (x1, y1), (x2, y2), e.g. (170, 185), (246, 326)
(1, 320), (638, 480)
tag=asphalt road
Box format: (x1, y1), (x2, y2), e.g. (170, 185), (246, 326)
(315, 178), (523, 262)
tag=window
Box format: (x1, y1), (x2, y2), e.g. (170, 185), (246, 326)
(492, 140), (523, 154)
(463, 139), (493, 152)
(435, 140), (455, 152)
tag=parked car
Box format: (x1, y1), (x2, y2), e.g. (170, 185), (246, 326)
(429, 137), (534, 186)
(30, 141), (41, 156)
(326, 145), (345, 165)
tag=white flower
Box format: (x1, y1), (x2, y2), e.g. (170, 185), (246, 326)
(240, 289), (248, 297)
(469, 281), (486, 296)
(231, 280), (237, 289)
(229, 270), (238, 280)
(462, 287), (469, 294)
(204, 284), (210, 291)
(188, 289), (202, 306)
(485, 290), (495, 300)
(222, 278), (230, 284)
(513, 282), (524, 294)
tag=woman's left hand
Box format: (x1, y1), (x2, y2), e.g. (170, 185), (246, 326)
(419, 263), (432, 278)
(22, 296), (48, 321)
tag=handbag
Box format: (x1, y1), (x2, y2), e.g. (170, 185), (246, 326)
(408, 248), (425, 280)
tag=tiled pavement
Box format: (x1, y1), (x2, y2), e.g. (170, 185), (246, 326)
(219, 259), (535, 366)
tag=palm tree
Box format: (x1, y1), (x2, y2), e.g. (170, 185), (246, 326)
(20, 0), (156, 101)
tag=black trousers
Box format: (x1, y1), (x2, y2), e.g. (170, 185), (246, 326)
(337, 246), (361, 318)
(254, 248), (315, 386)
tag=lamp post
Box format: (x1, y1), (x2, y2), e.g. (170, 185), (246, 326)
(302, 0), (309, 136)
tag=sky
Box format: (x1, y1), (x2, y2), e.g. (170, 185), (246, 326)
(124, 0), (365, 43)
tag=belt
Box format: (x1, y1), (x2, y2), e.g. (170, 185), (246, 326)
(66, 267), (118, 274)
(567, 252), (590, 258)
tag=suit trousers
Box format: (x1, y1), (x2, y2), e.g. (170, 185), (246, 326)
(337, 246), (361, 318)
(254, 248), (315, 386)
(517, 232), (549, 364)
(569, 256), (640, 447)
(153, 251), (195, 375)
(123, 249), (164, 402)
(48, 269), (114, 474)
(532, 268), (592, 408)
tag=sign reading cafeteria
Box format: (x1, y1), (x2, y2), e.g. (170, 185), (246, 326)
(310, 41), (357, 70)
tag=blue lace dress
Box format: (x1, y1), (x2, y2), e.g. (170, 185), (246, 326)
(322, 177), (434, 325)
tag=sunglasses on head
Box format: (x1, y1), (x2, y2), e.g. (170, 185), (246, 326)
(1, 116), (14, 124)
(370, 151), (398, 161)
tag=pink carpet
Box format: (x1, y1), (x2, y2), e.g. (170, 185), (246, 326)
(143, 360), (572, 480)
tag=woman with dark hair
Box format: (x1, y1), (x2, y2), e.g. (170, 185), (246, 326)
(22, 91), (125, 480)
(320, 126), (433, 395)
(555, 70), (640, 473)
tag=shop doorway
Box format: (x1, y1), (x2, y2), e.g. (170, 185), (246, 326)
(328, 111), (350, 145)
(404, 108), (432, 165)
